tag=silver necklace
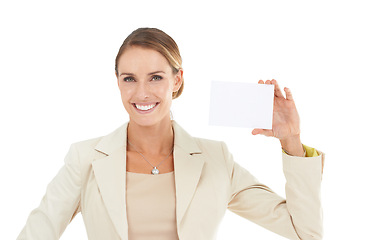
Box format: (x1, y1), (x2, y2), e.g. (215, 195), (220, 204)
(127, 139), (174, 175)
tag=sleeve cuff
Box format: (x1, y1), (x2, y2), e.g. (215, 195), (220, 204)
(282, 144), (319, 158)
(302, 144), (319, 157)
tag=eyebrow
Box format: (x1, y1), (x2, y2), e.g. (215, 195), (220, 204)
(119, 71), (166, 77)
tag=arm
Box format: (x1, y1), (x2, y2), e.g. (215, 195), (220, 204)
(224, 141), (324, 240)
(233, 79), (324, 239)
(17, 143), (82, 240)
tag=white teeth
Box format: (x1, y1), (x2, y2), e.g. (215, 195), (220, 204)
(135, 103), (157, 111)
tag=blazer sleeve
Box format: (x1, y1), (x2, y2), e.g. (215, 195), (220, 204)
(223, 142), (324, 240)
(17, 143), (82, 240)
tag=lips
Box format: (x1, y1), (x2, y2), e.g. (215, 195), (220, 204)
(132, 102), (159, 113)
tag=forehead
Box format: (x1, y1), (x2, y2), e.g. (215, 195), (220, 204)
(117, 46), (171, 74)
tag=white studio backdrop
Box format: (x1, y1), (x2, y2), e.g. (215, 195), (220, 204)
(1, 0), (364, 239)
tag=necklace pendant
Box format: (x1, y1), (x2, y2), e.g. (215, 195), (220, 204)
(152, 167), (159, 175)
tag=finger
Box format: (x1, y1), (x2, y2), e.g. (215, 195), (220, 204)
(252, 128), (274, 137)
(284, 87), (294, 101)
(272, 79), (285, 98)
(258, 79), (264, 84)
(265, 80), (271, 84)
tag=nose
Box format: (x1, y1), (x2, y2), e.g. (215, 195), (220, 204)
(135, 81), (151, 99)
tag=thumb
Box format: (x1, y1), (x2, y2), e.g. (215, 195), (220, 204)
(252, 128), (273, 137)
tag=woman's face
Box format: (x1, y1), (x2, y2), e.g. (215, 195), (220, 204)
(116, 46), (182, 127)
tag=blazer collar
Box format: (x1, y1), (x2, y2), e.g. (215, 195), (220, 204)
(94, 120), (202, 156)
(92, 120), (205, 240)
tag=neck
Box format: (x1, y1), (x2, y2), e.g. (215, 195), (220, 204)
(127, 117), (174, 155)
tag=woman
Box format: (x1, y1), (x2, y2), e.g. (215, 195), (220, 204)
(17, 28), (324, 240)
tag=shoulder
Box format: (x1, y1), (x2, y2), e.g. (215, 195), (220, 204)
(63, 136), (105, 169)
(172, 120), (230, 157)
(191, 137), (232, 165)
(193, 137), (225, 153)
(67, 123), (127, 164)
(71, 122), (128, 155)
(71, 136), (104, 155)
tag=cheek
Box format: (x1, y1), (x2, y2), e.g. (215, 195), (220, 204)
(158, 86), (173, 101)
(119, 87), (133, 100)
(160, 81), (175, 97)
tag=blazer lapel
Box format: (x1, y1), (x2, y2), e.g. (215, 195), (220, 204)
(90, 121), (205, 239)
(92, 123), (129, 240)
(172, 121), (205, 228)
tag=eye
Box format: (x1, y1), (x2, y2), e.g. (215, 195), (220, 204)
(152, 75), (162, 81)
(123, 76), (135, 82)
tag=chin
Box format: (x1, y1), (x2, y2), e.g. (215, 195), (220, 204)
(128, 113), (171, 128)
(131, 118), (158, 127)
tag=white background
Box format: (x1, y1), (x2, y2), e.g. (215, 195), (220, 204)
(1, 0), (364, 239)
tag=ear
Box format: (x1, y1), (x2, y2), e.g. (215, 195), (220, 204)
(173, 68), (183, 92)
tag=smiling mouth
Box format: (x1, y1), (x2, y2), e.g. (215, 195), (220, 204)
(132, 102), (159, 111)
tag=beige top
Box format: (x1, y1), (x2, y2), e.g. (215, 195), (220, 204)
(126, 171), (179, 240)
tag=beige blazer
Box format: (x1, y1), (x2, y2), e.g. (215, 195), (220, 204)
(17, 121), (324, 240)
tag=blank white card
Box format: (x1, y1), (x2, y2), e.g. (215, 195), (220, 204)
(209, 81), (274, 129)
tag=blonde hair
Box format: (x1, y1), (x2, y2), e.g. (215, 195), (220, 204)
(115, 27), (184, 99)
